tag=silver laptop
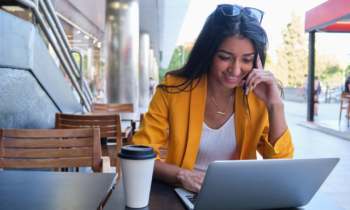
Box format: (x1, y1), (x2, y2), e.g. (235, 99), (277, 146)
(175, 158), (339, 210)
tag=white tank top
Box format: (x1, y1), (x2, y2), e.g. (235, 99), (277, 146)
(193, 114), (237, 174)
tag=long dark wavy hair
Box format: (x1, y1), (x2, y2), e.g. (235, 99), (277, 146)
(158, 6), (283, 120)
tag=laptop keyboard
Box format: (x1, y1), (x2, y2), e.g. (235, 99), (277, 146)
(186, 194), (198, 205)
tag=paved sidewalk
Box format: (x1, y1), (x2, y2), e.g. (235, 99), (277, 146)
(284, 100), (350, 209)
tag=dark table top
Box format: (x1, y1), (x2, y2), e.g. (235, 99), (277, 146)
(104, 180), (345, 210)
(104, 180), (187, 210)
(0, 171), (117, 210)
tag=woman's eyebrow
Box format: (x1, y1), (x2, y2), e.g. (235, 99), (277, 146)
(219, 50), (234, 55)
(219, 50), (255, 56)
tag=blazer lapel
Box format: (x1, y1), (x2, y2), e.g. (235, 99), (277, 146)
(235, 87), (247, 159)
(181, 74), (207, 171)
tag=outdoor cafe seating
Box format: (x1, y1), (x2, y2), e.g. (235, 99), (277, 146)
(0, 128), (110, 173)
(0, 128), (114, 210)
(91, 103), (134, 114)
(55, 112), (126, 184)
(339, 92), (350, 126)
(0, 106), (346, 209)
(91, 102), (135, 139)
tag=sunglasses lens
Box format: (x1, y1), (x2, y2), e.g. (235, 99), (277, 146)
(220, 5), (241, 16)
(244, 8), (262, 21)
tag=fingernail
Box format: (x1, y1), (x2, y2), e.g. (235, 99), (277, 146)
(250, 86), (253, 92)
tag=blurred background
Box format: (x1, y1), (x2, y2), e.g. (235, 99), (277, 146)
(1, 0), (350, 209)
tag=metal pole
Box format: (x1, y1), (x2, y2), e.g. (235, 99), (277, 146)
(39, 0), (80, 81)
(307, 31), (315, 121)
(32, 0), (38, 28)
(44, 0), (94, 103)
(43, 0), (80, 78)
(84, 80), (94, 102)
(39, 0), (91, 109)
(72, 50), (85, 105)
(17, 0), (91, 112)
(71, 50), (84, 90)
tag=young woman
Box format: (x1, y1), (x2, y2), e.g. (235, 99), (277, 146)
(132, 4), (294, 193)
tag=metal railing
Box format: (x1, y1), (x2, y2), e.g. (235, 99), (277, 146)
(17, 0), (93, 112)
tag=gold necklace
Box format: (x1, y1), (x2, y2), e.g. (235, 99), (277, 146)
(210, 93), (232, 115)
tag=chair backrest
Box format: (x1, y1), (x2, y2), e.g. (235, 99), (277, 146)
(0, 128), (101, 172)
(55, 113), (122, 139)
(91, 103), (134, 113)
(341, 92), (350, 99)
(140, 113), (144, 124)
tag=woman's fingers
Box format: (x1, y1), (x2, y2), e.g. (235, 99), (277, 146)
(250, 75), (271, 89)
(190, 178), (204, 193)
(246, 70), (274, 89)
(182, 171), (205, 193)
(244, 54), (264, 89)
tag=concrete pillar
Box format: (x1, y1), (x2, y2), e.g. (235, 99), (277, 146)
(139, 32), (150, 107)
(149, 49), (154, 80)
(153, 57), (159, 85)
(105, 0), (139, 115)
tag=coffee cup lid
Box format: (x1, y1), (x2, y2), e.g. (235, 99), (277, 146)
(118, 145), (156, 160)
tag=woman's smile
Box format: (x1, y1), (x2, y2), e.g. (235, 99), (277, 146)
(223, 72), (239, 83)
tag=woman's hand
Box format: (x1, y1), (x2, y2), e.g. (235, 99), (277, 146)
(153, 160), (204, 193)
(243, 55), (282, 107)
(177, 170), (205, 193)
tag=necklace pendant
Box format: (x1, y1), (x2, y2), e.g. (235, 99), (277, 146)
(217, 111), (226, 115)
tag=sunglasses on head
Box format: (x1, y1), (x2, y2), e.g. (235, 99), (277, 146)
(217, 4), (264, 23)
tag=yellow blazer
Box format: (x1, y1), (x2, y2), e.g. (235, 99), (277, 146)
(132, 74), (294, 171)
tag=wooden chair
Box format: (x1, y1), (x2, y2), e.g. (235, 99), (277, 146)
(0, 128), (111, 210)
(339, 92), (350, 126)
(0, 128), (110, 173)
(55, 113), (124, 184)
(91, 103), (133, 142)
(133, 113), (144, 134)
(91, 103), (134, 113)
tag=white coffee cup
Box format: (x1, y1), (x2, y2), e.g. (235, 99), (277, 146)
(118, 145), (156, 208)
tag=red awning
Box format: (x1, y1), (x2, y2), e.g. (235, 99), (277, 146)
(305, 0), (350, 32)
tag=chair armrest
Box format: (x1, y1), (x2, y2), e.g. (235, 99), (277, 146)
(131, 120), (136, 136)
(122, 127), (131, 138)
(101, 156), (111, 173)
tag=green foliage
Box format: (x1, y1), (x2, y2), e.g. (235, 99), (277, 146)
(315, 54), (342, 82)
(345, 65), (350, 76)
(274, 12), (343, 87)
(159, 45), (191, 80)
(275, 12), (308, 87)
